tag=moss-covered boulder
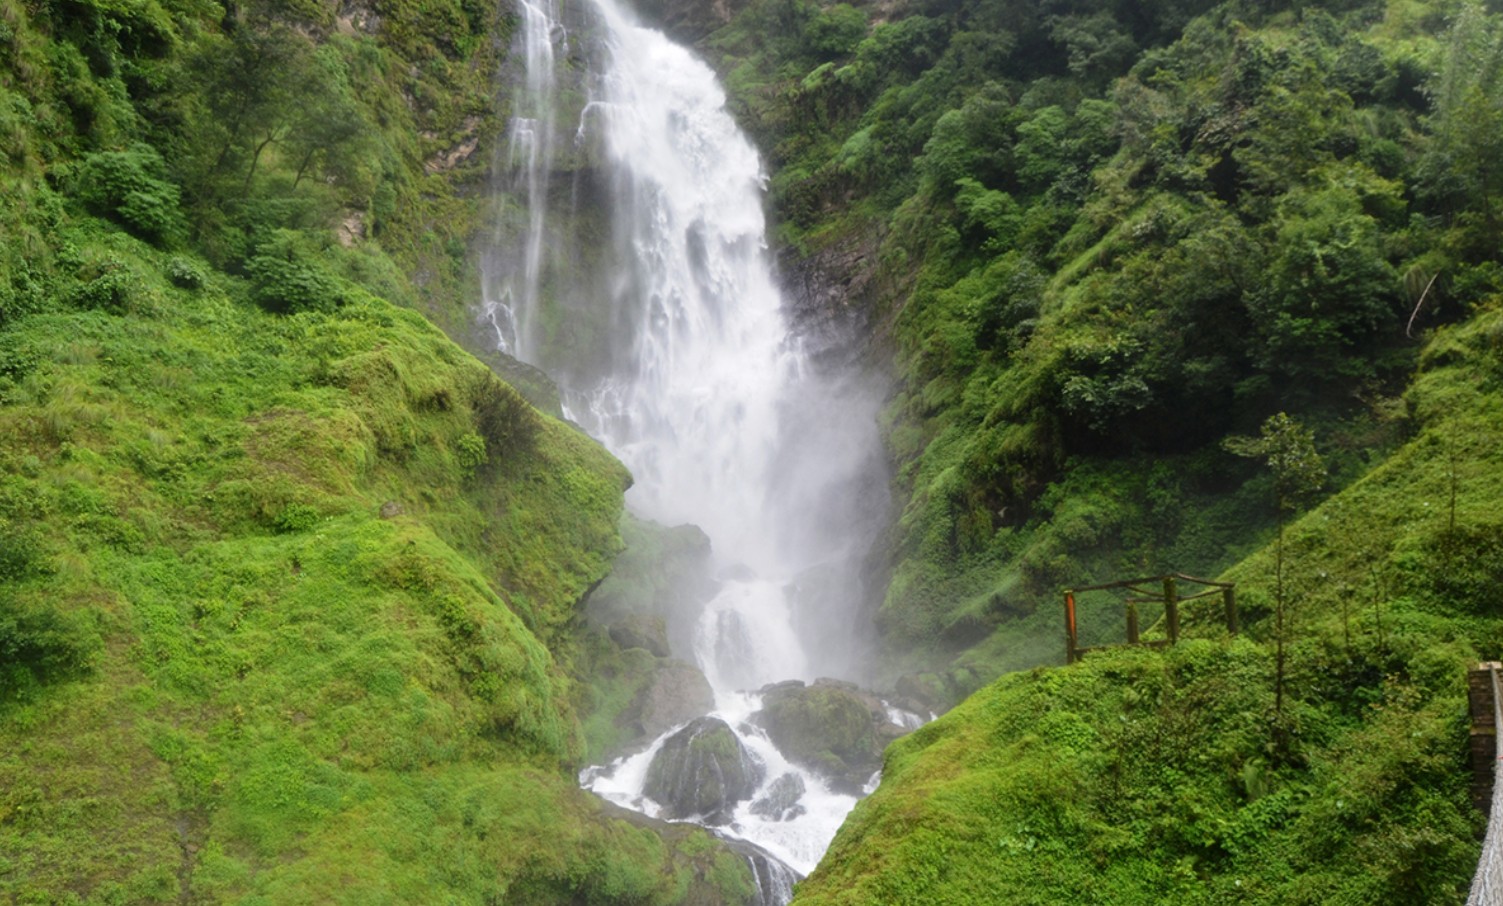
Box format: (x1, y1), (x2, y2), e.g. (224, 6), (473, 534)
(752, 679), (904, 794)
(608, 611), (672, 657)
(576, 631), (717, 763)
(644, 717), (764, 825)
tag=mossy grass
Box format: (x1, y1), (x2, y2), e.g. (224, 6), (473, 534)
(792, 302), (1503, 904)
(0, 218), (756, 902)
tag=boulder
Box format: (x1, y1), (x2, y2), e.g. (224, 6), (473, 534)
(607, 611), (671, 658)
(716, 834), (803, 906)
(585, 520), (718, 659)
(631, 659), (715, 742)
(752, 678), (906, 795)
(643, 717), (763, 825)
(894, 671), (952, 713)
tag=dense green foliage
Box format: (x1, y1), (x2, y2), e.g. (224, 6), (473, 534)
(8, 0), (1503, 896)
(0, 0), (762, 900)
(0, 0), (503, 341)
(710, 0), (1503, 694)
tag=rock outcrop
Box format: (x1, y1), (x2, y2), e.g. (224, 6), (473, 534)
(627, 660), (716, 743)
(629, 0), (749, 43)
(751, 678), (909, 795)
(644, 717), (764, 825)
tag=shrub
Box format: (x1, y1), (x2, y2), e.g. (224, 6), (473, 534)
(0, 522), (42, 580)
(0, 599), (98, 702)
(273, 502), (320, 533)
(245, 229), (344, 314)
(455, 431), (487, 478)
(67, 256), (142, 314)
(166, 256), (206, 289)
(1418, 522), (1503, 616)
(805, 4), (866, 59)
(72, 144), (186, 245)
(469, 373), (538, 466)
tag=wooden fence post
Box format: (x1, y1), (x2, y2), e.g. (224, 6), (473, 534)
(1470, 662), (1501, 816)
(1126, 601), (1139, 645)
(1065, 592), (1078, 664)
(1163, 576), (1179, 644)
(1223, 586), (1238, 635)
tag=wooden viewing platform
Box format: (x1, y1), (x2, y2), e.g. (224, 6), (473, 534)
(1063, 573), (1237, 665)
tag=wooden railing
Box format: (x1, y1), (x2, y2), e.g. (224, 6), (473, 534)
(1470, 661), (1503, 905)
(1063, 574), (1237, 664)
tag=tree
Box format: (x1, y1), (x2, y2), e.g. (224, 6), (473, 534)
(1246, 183), (1397, 381)
(1226, 413), (1325, 721)
(1419, 3), (1503, 226)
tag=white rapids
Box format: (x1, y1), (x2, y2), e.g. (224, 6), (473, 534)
(582, 694), (862, 877)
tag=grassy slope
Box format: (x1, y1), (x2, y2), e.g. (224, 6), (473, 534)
(0, 216), (755, 905)
(792, 306), (1503, 903)
(0, 0), (765, 898)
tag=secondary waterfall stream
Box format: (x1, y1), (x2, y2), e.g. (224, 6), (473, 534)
(483, 0), (896, 898)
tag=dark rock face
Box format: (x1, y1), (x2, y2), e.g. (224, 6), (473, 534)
(752, 678), (907, 795)
(779, 229), (887, 371)
(630, 0), (749, 44)
(644, 717), (764, 825)
(585, 521), (718, 660)
(630, 660), (715, 742)
(749, 772), (807, 822)
(607, 612), (671, 658)
(717, 834), (803, 906)
(895, 671), (952, 713)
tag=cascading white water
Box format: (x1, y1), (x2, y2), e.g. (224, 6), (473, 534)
(571, 0), (814, 689)
(482, 0), (563, 359)
(582, 694), (866, 876)
(487, 0), (895, 896)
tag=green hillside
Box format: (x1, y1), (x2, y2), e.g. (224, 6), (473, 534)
(0, 176), (758, 906)
(794, 307), (1503, 902)
(0, 0), (757, 901)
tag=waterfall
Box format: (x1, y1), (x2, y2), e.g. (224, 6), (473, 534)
(486, 0), (893, 895)
(482, 0), (564, 359)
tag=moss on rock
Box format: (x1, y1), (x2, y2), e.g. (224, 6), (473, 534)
(644, 717), (764, 825)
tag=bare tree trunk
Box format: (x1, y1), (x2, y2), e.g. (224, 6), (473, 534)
(292, 146), (319, 190)
(1275, 512), (1286, 719)
(243, 128), (282, 197)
